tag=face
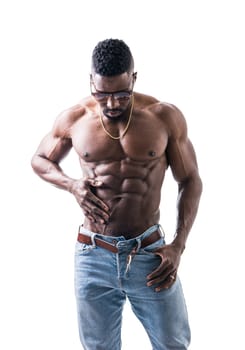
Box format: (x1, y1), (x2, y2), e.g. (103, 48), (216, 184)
(90, 72), (136, 119)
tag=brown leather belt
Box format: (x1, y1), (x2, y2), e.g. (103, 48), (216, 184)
(77, 229), (162, 254)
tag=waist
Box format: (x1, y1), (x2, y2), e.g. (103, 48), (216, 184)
(77, 224), (165, 253)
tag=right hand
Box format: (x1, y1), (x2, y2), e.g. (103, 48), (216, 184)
(69, 178), (110, 224)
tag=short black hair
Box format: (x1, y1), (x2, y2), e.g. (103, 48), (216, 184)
(91, 39), (134, 76)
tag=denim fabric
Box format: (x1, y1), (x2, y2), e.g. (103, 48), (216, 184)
(74, 224), (191, 350)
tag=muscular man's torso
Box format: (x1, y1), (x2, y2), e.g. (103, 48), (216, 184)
(70, 92), (171, 237)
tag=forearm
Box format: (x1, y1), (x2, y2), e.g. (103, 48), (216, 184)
(172, 173), (203, 253)
(31, 154), (75, 192)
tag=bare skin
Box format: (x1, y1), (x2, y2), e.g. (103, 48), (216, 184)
(31, 72), (202, 291)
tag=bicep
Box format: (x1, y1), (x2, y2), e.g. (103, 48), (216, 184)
(34, 132), (72, 164)
(166, 135), (199, 183)
(163, 104), (199, 183)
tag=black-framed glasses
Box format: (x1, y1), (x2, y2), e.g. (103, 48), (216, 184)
(90, 73), (136, 102)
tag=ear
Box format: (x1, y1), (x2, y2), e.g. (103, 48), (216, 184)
(133, 72), (137, 82)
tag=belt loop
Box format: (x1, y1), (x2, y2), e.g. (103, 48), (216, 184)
(135, 237), (141, 252)
(91, 233), (96, 247)
(158, 224), (165, 239)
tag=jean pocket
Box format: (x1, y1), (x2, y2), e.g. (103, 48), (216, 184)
(75, 241), (95, 255)
(142, 237), (165, 253)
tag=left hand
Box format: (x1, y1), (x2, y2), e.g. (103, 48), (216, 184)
(146, 243), (181, 292)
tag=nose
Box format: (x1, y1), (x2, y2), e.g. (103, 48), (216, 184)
(106, 95), (120, 109)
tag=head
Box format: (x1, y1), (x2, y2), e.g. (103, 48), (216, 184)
(90, 39), (137, 119)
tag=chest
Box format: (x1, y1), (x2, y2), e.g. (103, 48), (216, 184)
(71, 114), (168, 162)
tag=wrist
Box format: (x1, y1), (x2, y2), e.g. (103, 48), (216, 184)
(67, 179), (76, 193)
(172, 235), (186, 254)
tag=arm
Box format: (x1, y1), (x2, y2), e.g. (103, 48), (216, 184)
(31, 108), (78, 191)
(147, 106), (202, 291)
(31, 130), (74, 191)
(168, 115), (203, 253)
(31, 109), (109, 223)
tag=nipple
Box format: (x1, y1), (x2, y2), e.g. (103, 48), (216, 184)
(149, 150), (156, 157)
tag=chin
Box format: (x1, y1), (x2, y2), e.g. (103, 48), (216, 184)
(104, 110), (123, 119)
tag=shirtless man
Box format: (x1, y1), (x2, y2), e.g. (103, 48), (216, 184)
(31, 39), (202, 349)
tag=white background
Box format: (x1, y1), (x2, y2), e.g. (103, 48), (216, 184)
(1, 0), (244, 349)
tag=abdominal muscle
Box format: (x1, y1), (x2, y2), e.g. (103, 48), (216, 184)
(82, 155), (167, 237)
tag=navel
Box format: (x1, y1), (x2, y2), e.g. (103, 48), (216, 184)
(83, 152), (89, 158)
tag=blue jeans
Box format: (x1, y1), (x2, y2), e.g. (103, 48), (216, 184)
(74, 224), (191, 350)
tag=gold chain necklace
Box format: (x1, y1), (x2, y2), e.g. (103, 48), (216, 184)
(99, 95), (134, 140)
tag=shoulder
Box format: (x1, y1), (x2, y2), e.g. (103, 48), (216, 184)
(52, 97), (94, 137)
(155, 102), (187, 139)
(135, 93), (187, 138)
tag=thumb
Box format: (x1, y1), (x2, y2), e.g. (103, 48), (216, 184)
(86, 178), (103, 187)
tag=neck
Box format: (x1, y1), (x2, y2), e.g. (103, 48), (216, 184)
(98, 95), (134, 140)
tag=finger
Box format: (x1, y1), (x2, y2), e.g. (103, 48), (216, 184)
(91, 206), (110, 223)
(83, 208), (97, 223)
(86, 213), (96, 223)
(155, 273), (177, 292)
(146, 253), (169, 280)
(90, 194), (110, 213)
(80, 186), (109, 213)
(83, 203), (109, 223)
(85, 187), (110, 212)
(79, 178), (110, 212)
(147, 265), (172, 287)
(86, 178), (103, 187)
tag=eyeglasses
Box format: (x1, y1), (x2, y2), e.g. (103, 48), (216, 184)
(90, 74), (136, 102)
(90, 83), (133, 102)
